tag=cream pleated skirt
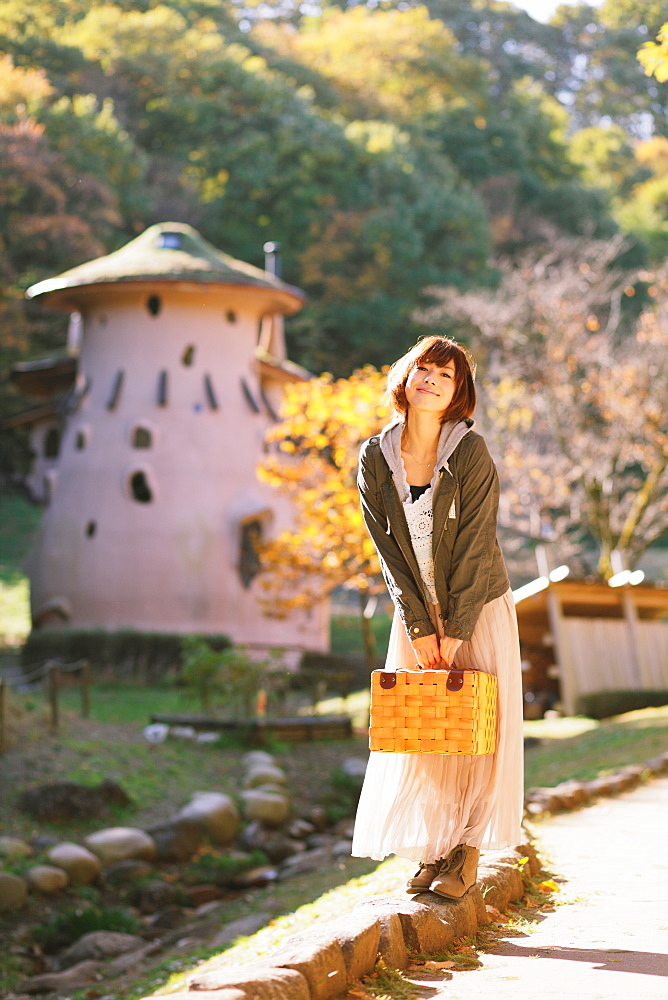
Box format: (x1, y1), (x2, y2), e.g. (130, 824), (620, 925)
(351, 588), (524, 863)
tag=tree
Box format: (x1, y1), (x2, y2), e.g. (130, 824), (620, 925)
(420, 237), (668, 579)
(257, 367), (391, 670)
(638, 20), (668, 81)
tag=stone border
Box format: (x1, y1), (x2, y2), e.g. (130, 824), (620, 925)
(143, 750), (668, 1000)
(524, 749), (668, 817)
(151, 842), (538, 1000)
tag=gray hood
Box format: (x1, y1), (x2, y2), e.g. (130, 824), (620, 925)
(379, 418), (472, 502)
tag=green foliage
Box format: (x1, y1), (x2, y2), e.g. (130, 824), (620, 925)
(320, 765), (363, 826)
(182, 848), (269, 886)
(32, 905), (140, 953)
(575, 690), (668, 720)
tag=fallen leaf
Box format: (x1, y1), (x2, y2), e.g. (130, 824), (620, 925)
(424, 960), (455, 970)
(538, 879), (560, 892)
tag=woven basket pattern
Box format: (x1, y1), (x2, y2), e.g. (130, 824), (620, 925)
(369, 668), (497, 755)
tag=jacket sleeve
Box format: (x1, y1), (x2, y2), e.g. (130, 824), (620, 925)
(443, 435), (501, 642)
(358, 442), (435, 640)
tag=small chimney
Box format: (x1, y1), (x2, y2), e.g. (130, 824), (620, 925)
(263, 241), (281, 277)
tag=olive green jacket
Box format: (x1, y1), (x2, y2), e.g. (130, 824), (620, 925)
(358, 429), (510, 642)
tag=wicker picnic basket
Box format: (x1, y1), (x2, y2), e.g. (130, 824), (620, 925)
(369, 667), (497, 755)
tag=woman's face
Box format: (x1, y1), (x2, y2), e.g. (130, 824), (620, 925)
(404, 359), (457, 416)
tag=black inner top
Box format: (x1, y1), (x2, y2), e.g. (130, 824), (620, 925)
(409, 483), (430, 502)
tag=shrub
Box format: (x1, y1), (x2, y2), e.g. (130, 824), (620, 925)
(575, 690), (668, 720)
(32, 905), (140, 953)
(182, 849), (269, 887)
(21, 630), (231, 681)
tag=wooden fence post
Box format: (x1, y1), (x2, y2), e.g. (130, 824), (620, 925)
(0, 680), (6, 754)
(47, 661), (59, 732)
(81, 660), (91, 718)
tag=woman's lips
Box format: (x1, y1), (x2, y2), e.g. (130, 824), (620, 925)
(418, 387), (438, 395)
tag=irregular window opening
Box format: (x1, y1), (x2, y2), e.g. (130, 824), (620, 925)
(182, 345), (195, 366)
(132, 427), (152, 449)
(44, 427), (60, 459)
(130, 471), (153, 503)
(158, 232), (182, 250)
(147, 295), (161, 317)
(75, 430), (86, 450)
(239, 518), (263, 588)
(226, 310), (237, 324)
(241, 377), (261, 414)
(85, 521), (96, 537)
(204, 374), (219, 410)
(157, 370), (168, 406)
(107, 370), (124, 410)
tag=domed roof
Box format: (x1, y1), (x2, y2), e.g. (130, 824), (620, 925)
(26, 222), (306, 313)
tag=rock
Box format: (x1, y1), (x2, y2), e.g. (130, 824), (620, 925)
(148, 816), (203, 862)
(332, 818), (355, 837)
(240, 822), (305, 863)
(188, 966), (309, 1000)
(243, 765), (288, 789)
(208, 912), (272, 949)
(357, 895), (454, 956)
(106, 941), (161, 976)
(105, 858), (155, 884)
(183, 884), (223, 907)
(341, 757), (368, 781)
(485, 903), (504, 922)
(137, 879), (179, 913)
(230, 865), (279, 888)
(416, 889), (480, 939)
(30, 835), (59, 852)
(242, 750), (276, 769)
(241, 790), (289, 827)
(308, 912), (381, 982)
(177, 792), (240, 846)
(19, 959), (101, 993)
(47, 842), (101, 885)
(57, 931), (146, 969)
(477, 860), (524, 911)
(146, 905), (186, 930)
(302, 805), (328, 832)
(19, 779), (132, 822)
(279, 846), (331, 878)
(332, 839), (352, 858)
(83, 827), (156, 866)
(0, 836), (31, 860)
(0, 871), (28, 911)
(25, 865), (68, 894)
(270, 930), (348, 999)
(286, 819), (316, 841)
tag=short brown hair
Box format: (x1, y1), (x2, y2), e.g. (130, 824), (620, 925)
(385, 336), (477, 422)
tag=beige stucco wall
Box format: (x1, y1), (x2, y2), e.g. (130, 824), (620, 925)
(27, 283), (328, 651)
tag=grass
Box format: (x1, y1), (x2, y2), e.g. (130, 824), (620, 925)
(523, 705), (668, 788)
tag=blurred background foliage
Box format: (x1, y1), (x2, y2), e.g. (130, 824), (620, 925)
(2, 0), (668, 407)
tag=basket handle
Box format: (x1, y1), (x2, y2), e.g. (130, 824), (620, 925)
(379, 672), (397, 689)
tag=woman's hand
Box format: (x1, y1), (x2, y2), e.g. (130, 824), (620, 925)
(439, 635), (463, 667)
(410, 633), (442, 668)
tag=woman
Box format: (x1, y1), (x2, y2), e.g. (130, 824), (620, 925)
(351, 335), (523, 899)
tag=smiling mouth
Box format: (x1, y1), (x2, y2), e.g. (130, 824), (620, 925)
(418, 387), (438, 395)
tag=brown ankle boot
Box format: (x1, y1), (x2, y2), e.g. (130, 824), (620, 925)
(429, 845), (480, 898)
(406, 860), (442, 894)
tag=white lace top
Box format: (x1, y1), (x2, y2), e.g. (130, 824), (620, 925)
(403, 486), (437, 604)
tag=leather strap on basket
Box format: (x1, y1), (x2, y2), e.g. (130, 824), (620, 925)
(379, 669), (466, 691)
(446, 669), (465, 692)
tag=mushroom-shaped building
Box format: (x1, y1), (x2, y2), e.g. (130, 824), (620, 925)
(24, 222), (328, 649)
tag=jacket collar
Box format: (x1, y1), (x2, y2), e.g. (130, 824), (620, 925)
(379, 417), (472, 503)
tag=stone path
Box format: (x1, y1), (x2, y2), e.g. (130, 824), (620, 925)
(409, 776), (668, 1000)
